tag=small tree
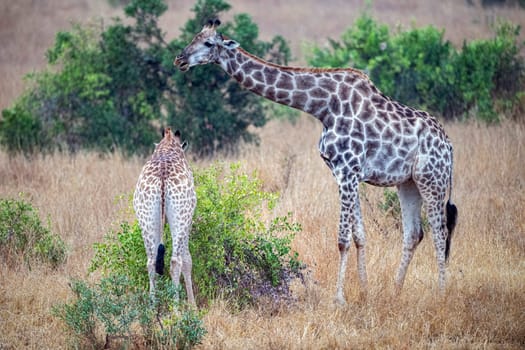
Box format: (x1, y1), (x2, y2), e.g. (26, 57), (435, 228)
(0, 0), (291, 156)
(306, 12), (525, 122)
(168, 0), (291, 156)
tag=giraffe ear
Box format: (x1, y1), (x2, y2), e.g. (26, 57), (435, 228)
(174, 129), (181, 138)
(223, 39), (239, 49)
(181, 141), (188, 151)
(205, 18), (221, 29)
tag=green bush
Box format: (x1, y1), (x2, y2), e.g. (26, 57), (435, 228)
(0, 196), (67, 268)
(306, 12), (525, 122)
(0, 102), (49, 156)
(0, 0), (291, 157)
(90, 162), (305, 308)
(53, 275), (206, 349)
(90, 220), (149, 288)
(190, 163), (304, 306)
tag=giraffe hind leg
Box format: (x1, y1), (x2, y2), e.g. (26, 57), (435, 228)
(170, 253), (183, 304)
(141, 232), (160, 299)
(418, 185), (448, 291)
(182, 249), (196, 305)
(165, 196), (196, 305)
(395, 181), (424, 292)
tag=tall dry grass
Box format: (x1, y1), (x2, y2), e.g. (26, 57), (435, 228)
(1, 117), (524, 349)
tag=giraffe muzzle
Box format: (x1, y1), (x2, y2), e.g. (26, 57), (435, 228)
(174, 55), (189, 71)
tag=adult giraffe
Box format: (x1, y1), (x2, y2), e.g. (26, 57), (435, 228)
(175, 19), (457, 304)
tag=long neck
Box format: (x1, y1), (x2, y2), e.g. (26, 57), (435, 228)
(217, 47), (371, 127)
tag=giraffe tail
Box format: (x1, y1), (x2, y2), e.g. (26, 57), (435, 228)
(445, 150), (458, 262)
(155, 243), (166, 275)
(156, 172), (167, 275)
(445, 200), (457, 262)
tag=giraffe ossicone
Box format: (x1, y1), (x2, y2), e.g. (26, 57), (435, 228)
(175, 20), (458, 304)
(133, 127), (196, 306)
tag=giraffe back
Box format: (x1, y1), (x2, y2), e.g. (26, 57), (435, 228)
(133, 128), (196, 249)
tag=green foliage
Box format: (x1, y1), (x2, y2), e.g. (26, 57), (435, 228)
(90, 220), (149, 289)
(309, 13), (390, 70)
(53, 275), (206, 349)
(90, 162), (304, 308)
(190, 162), (303, 306)
(378, 188), (402, 219)
(0, 196), (67, 268)
(0, 0), (292, 157)
(0, 101), (48, 156)
(306, 12), (525, 122)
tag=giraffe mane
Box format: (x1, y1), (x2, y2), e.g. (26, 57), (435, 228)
(235, 47), (371, 82)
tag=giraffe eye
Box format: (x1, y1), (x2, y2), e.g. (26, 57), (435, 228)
(204, 41), (213, 48)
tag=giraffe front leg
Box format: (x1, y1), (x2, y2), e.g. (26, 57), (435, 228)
(335, 241), (350, 306)
(351, 189), (368, 299)
(335, 179), (367, 305)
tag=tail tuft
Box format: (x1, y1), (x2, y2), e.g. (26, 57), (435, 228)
(445, 200), (458, 262)
(155, 244), (165, 275)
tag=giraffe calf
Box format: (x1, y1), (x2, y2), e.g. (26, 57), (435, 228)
(133, 127), (196, 306)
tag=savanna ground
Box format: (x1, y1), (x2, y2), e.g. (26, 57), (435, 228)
(1, 1), (525, 349)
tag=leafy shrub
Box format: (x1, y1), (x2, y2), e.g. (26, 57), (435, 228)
(0, 0), (291, 157)
(0, 102), (50, 156)
(0, 196), (67, 268)
(90, 162), (305, 308)
(306, 12), (525, 122)
(53, 275), (206, 349)
(191, 163), (304, 306)
(90, 220), (149, 288)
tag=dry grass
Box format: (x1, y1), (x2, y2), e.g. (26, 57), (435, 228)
(1, 1), (524, 349)
(1, 117), (524, 349)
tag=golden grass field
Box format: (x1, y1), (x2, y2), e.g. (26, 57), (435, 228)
(1, 1), (525, 349)
(1, 118), (524, 349)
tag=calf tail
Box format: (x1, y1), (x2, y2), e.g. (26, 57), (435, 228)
(155, 174), (166, 275)
(155, 243), (166, 275)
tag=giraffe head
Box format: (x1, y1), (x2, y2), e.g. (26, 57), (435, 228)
(155, 127), (187, 151)
(174, 19), (239, 71)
